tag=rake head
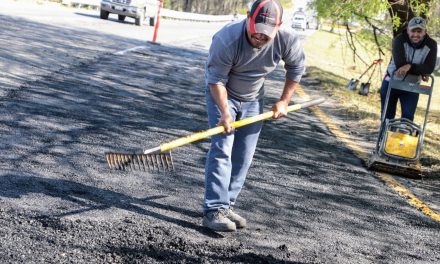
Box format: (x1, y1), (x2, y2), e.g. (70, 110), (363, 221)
(105, 152), (174, 172)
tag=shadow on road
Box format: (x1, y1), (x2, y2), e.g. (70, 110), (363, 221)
(0, 172), (224, 238)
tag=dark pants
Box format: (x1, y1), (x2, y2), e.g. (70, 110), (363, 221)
(380, 79), (419, 121)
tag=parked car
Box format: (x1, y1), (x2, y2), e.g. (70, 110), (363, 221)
(100, 0), (158, 26)
(291, 13), (307, 31)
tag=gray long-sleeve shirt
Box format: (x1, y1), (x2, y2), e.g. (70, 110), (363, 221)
(205, 20), (305, 101)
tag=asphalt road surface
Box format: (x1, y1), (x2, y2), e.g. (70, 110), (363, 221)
(0, 1), (439, 263)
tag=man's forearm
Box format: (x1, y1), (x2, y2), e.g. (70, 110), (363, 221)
(279, 79), (299, 104)
(271, 79), (299, 119)
(209, 84), (230, 115)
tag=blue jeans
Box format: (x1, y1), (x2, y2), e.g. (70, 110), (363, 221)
(380, 79), (419, 121)
(204, 90), (263, 214)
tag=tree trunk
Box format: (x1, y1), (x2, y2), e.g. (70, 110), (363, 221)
(387, 0), (432, 36)
(184, 0), (192, 12)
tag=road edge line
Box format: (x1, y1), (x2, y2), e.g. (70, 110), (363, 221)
(115, 46), (148, 55)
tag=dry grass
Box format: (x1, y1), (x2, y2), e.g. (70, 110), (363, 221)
(303, 30), (440, 167)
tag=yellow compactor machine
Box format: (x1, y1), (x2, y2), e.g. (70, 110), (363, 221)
(368, 73), (435, 178)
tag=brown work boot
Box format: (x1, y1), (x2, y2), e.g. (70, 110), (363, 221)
(224, 208), (247, 229)
(202, 209), (236, 232)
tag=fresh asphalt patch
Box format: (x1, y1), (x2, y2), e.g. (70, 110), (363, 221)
(1, 34), (440, 263)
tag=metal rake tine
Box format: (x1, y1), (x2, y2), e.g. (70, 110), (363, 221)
(133, 154), (140, 171)
(118, 154), (125, 170)
(143, 154), (152, 171)
(152, 154), (159, 171)
(105, 153), (113, 169)
(146, 154), (154, 171)
(130, 154), (136, 170)
(162, 153), (172, 172)
(117, 154), (124, 170)
(128, 154), (134, 171)
(105, 153), (110, 169)
(119, 154), (125, 170)
(169, 152), (174, 171)
(136, 154), (145, 171)
(145, 155), (151, 171)
(110, 153), (117, 169)
(162, 155), (168, 171)
(127, 154), (134, 171)
(126, 154), (136, 171)
(125, 154), (131, 170)
(134, 154), (142, 171)
(163, 154), (171, 171)
(121, 154), (128, 170)
(170, 152), (174, 171)
(142, 155), (152, 171)
(116, 154), (123, 170)
(136, 154), (146, 172)
(165, 153), (174, 171)
(160, 154), (167, 171)
(111, 154), (118, 170)
(111, 153), (117, 170)
(154, 154), (163, 172)
(126, 154), (132, 170)
(156, 154), (163, 172)
(110, 153), (116, 170)
(130, 154), (136, 171)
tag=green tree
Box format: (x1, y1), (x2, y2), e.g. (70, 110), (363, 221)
(310, 0), (439, 36)
(310, 0), (439, 64)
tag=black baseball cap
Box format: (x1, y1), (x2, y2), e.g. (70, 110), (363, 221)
(248, 0), (283, 39)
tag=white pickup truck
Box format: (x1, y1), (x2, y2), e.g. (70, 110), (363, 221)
(291, 14), (307, 31)
(100, 0), (158, 26)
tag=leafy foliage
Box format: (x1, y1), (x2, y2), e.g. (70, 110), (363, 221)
(311, 0), (387, 22)
(310, 0), (439, 35)
(309, 0), (439, 64)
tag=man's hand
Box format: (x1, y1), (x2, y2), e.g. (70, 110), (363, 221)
(218, 112), (234, 133)
(273, 79), (298, 119)
(396, 64), (411, 75)
(422, 75), (429, 82)
(209, 84), (234, 133)
(272, 100), (289, 119)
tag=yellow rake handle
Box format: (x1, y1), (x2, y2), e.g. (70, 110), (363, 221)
(159, 97), (325, 152)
